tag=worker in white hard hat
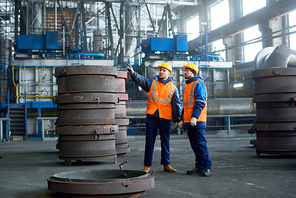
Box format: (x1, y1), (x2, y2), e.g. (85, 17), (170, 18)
(127, 62), (182, 173)
(178, 63), (212, 177)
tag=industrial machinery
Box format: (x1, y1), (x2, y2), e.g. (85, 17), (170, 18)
(141, 33), (222, 62)
(13, 31), (59, 54)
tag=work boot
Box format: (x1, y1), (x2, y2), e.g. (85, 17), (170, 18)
(202, 169), (211, 177)
(142, 166), (150, 173)
(164, 165), (176, 172)
(186, 167), (204, 175)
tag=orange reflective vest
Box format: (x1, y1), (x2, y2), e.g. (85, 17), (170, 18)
(146, 79), (176, 120)
(183, 80), (207, 123)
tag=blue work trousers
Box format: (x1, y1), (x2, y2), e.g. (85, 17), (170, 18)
(187, 128), (212, 170)
(144, 116), (171, 167)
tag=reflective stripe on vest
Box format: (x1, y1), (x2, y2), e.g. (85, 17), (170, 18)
(183, 81), (199, 106)
(147, 79), (175, 104)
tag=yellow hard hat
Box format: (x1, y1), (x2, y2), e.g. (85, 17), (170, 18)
(182, 63), (199, 74)
(158, 62), (172, 72)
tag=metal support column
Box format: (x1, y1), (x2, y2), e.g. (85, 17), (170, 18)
(106, 2), (114, 59)
(15, 0), (19, 39)
(81, 1), (87, 51)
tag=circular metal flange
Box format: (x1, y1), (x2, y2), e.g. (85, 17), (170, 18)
(117, 71), (128, 79)
(55, 93), (119, 104)
(115, 71), (127, 93)
(252, 122), (296, 131)
(115, 129), (128, 145)
(115, 101), (127, 118)
(57, 140), (116, 158)
(55, 65), (117, 77)
(115, 118), (129, 126)
(56, 125), (118, 135)
(256, 106), (296, 122)
(117, 93), (129, 101)
(116, 143), (131, 155)
(253, 76), (296, 94)
(58, 103), (115, 110)
(253, 93), (296, 103)
(58, 134), (115, 141)
(48, 170), (154, 195)
(256, 131), (296, 154)
(252, 67), (296, 79)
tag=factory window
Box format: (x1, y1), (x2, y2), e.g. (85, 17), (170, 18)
(186, 15), (199, 41)
(210, 0), (229, 30)
(289, 10), (296, 50)
(243, 25), (262, 62)
(212, 39), (226, 61)
(242, 0), (266, 16)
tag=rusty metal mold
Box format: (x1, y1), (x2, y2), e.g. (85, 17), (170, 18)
(252, 67), (296, 155)
(54, 65), (121, 165)
(47, 169), (154, 195)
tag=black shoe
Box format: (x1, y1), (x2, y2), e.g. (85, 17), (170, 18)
(186, 167), (204, 175)
(202, 169), (211, 177)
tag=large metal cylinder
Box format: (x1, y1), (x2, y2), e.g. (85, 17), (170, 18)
(55, 65), (118, 165)
(252, 67), (296, 156)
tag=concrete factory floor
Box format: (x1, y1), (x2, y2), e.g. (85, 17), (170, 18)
(1, 130), (296, 198)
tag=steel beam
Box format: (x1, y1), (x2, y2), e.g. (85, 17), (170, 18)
(56, 0), (69, 30)
(106, 2), (114, 59)
(145, 4), (155, 32)
(158, 6), (167, 34)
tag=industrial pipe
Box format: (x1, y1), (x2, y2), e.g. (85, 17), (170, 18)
(230, 45), (296, 80)
(126, 98), (256, 117)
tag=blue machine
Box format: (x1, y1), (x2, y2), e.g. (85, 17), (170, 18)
(141, 33), (222, 62)
(13, 31), (59, 53)
(141, 35), (188, 56)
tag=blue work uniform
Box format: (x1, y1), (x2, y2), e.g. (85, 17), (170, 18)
(182, 76), (212, 170)
(132, 72), (182, 167)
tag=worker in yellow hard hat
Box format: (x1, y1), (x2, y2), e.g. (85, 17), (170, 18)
(182, 63), (199, 76)
(178, 63), (212, 177)
(126, 62), (181, 173)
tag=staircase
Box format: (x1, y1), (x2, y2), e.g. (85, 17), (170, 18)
(8, 104), (27, 139)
